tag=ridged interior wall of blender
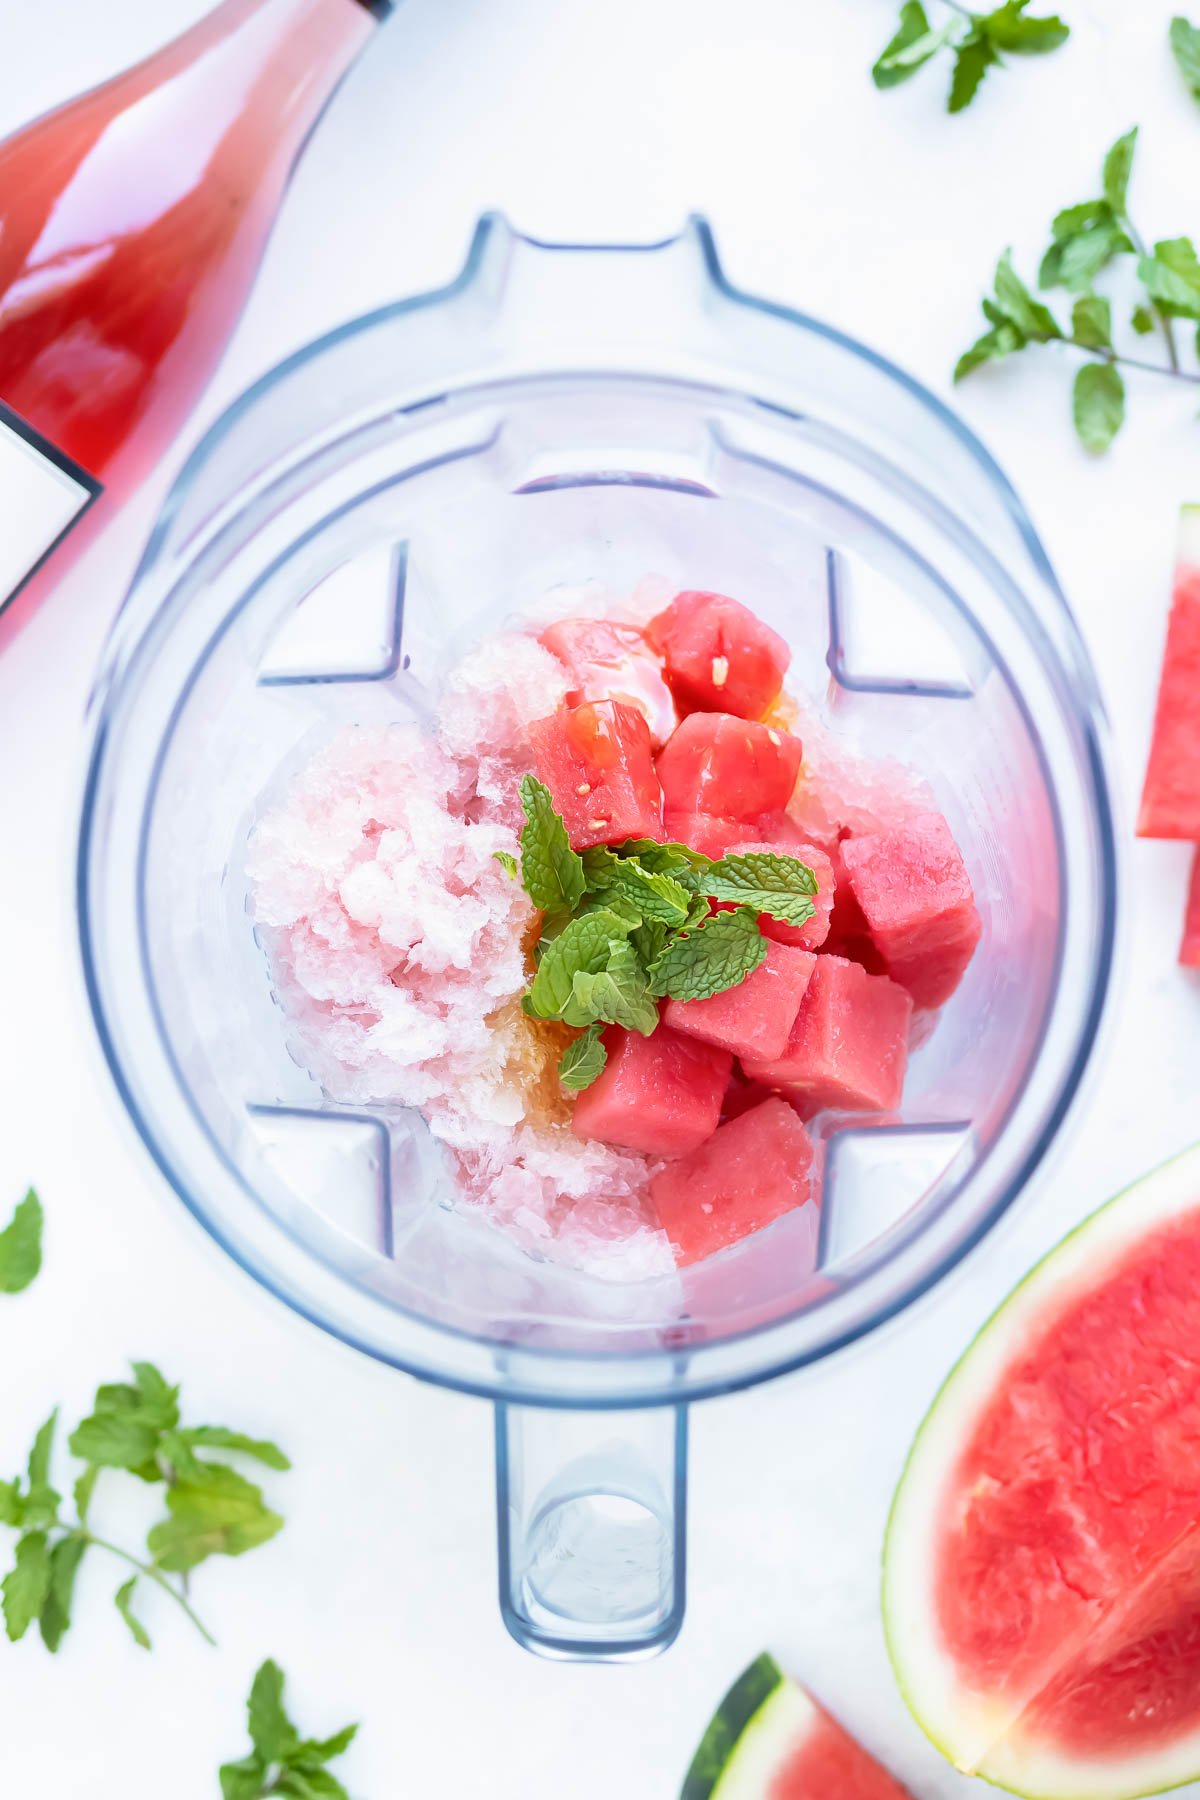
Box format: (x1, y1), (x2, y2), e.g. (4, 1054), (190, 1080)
(136, 377), (1065, 1349)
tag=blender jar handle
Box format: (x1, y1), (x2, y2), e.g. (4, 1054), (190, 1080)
(494, 1400), (688, 1660)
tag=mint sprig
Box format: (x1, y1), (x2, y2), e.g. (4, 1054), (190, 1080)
(220, 1659), (358, 1800)
(872, 0), (1069, 115)
(1171, 15), (1200, 105)
(956, 129), (1200, 452)
(0, 1189), (42, 1295)
(514, 781), (816, 1087)
(0, 1364), (288, 1653)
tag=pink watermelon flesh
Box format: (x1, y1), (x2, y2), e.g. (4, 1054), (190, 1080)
(840, 811), (981, 1008)
(538, 616), (676, 747)
(645, 588), (791, 720)
(1182, 846), (1200, 968)
(766, 1699), (915, 1800)
(528, 699), (663, 850)
(933, 1206), (1200, 1762)
(743, 954), (912, 1115)
(727, 838), (836, 951)
(570, 1023), (731, 1155)
(655, 712), (803, 821)
(1138, 512), (1200, 838)
(661, 810), (759, 858)
(650, 1098), (813, 1266)
(664, 942), (816, 1062)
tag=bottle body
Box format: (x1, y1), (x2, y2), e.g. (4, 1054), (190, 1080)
(0, 0), (381, 647)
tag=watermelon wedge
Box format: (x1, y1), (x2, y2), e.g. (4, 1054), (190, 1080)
(681, 1652), (913, 1799)
(1138, 505), (1200, 839)
(884, 1140), (1200, 1799)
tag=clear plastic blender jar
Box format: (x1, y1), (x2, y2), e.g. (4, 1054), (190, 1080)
(78, 218), (1117, 1659)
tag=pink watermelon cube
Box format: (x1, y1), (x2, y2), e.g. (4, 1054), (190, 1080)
(528, 699), (663, 850)
(839, 811), (981, 1008)
(661, 810), (759, 858)
(725, 838), (836, 952)
(664, 942), (816, 1062)
(743, 954), (912, 1116)
(645, 589), (791, 720)
(571, 1023), (731, 1155)
(1139, 506), (1200, 838)
(538, 617), (676, 746)
(1182, 847), (1200, 969)
(655, 713), (803, 822)
(650, 1097), (814, 1265)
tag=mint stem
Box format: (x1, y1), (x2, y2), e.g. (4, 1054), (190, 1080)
(1067, 339), (1200, 384)
(83, 1531), (217, 1646)
(1122, 214), (1181, 372)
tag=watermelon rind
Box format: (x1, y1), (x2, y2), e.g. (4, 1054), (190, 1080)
(681, 1652), (819, 1800)
(882, 1139), (1200, 1800)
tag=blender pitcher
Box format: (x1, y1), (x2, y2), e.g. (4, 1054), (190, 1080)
(78, 218), (1117, 1660)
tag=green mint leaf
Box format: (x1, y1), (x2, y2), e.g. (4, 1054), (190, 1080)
(993, 251), (1064, 340)
(21, 1412), (61, 1532)
(702, 852), (818, 927)
(276, 1772), (349, 1800)
(525, 909), (635, 1021)
(1073, 361), (1126, 452)
(1071, 293), (1113, 349)
(558, 1023), (608, 1091)
(1102, 126), (1138, 215)
(1049, 199), (1112, 243)
(1056, 223), (1132, 293)
(27, 1409), (56, 1494)
(872, 3), (946, 88)
(588, 856), (690, 926)
(631, 915), (670, 969)
(980, 2), (1069, 53)
(518, 775), (585, 915)
(3, 1531), (51, 1641)
(1139, 238), (1200, 319)
(565, 942), (659, 1035)
(492, 850), (518, 879)
(648, 906), (767, 1002)
(298, 1725), (359, 1764)
(1132, 303), (1156, 334)
(173, 1427), (291, 1472)
(68, 1409), (161, 1474)
(608, 839), (716, 892)
(0, 1190), (42, 1294)
(948, 31), (996, 112)
(147, 1462), (284, 1573)
(249, 1658), (299, 1764)
(39, 1535), (86, 1653)
(114, 1576), (152, 1650)
(0, 1481), (23, 1528)
(1171, 16), (1200, 100)
(131, 1362), (181, 1430)
(573, 888), (643, 930)
(953, 321), (1025, 382)
(219, 1755), (268, 1800)
(73, 1464), (99, 1526)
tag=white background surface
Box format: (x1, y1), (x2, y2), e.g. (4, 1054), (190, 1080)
(2, 1), (1199, 1794)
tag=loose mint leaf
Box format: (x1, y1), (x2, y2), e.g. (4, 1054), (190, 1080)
(23, 1411), (61, 1530)
(277, 1772), (349, 1800)
(39, 1535), (86, 1653)
(993, 251), (1064, 339)
(703, 852), (818, 927)
(493, 851), (518, 880)
(558, 1024), (608, 1091)
(1102, 126), (1138, 214)
(1056, 223), (1132, 293)
(73, 1464), (99, 1526)
(980, 2), (1069, 53)
(0, 1482), (22, 1527)
(172, 1428), (291, 1472)
(1171, 15), (1200, 101)
(595, 859), (690, 926)
(1071, 294), (1113, 349)
(648, 907), (767, 1002)
(525, 909), (635, 1021)
(0, 1190), (42, 1294)
(131, 1362), (181, 1431)
(1132, 303), (1156, 334)
(114, 1576), (152, 1649)
(148, 1462), (284, 1573)
(631, 915), (669, 968)
(573, 888), (643, 930)
(609, 839), (715, 891)
(3, 1531), (51, 1641)
(953, 320), (1024, 382)
(1139, 238), (1200, 319)
(948, 31), (995, 112)
(249, 1658), (299, 1764)
(872, 3), (948, 89)
(298, 1725), (360, 1763)
(68, 1409), (161, 1474)
(566, 943), (659, 1035)
(518, 776), (585, 915)
(219, 1755), (267, 1800)
(1073, 361), (1126, 451)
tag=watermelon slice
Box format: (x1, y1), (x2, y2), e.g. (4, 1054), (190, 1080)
(651, 1099), (814, 1265)
(528, 699), (663, 850)
(840, 811), (981, 1008)
(884, 1140), (1200, 1799)
(656, 714), (803, 822)
(539, 617), (677, 746)
(664, 943), (816, 1063)
(570, 1023), (731, 1155)
(681, 1652), (914, 1799)
(743, 954), (912, 1116)
(1181, 848), (1200, 968)
(646, 589), (791, 720)
(1138, 505), (1200, 839)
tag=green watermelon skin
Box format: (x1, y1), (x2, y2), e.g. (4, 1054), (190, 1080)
(1138, 505), (1200, 839)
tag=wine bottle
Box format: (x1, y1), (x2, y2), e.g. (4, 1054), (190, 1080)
(0, 0), (390, 651)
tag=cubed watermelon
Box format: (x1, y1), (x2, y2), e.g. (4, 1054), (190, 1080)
(650, 1098), (814, 1265)
(661, 811), (759, 858)
(539, 617), (676, 746)
(743, 954), (912, 1116)
(1138, 505), (1200, 838)
(1182, 847), (1200, 969)
(840, 811), (981, 1008)
(571, 1023), (731, 1155)
(725, 838), (836, 951)
(721, 1065), (783, 1122)
(645, 589), (791, 720)
(664, 942), (816, 1062)
(528, 700), (663, 850)
(656, 713), (803, 822)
